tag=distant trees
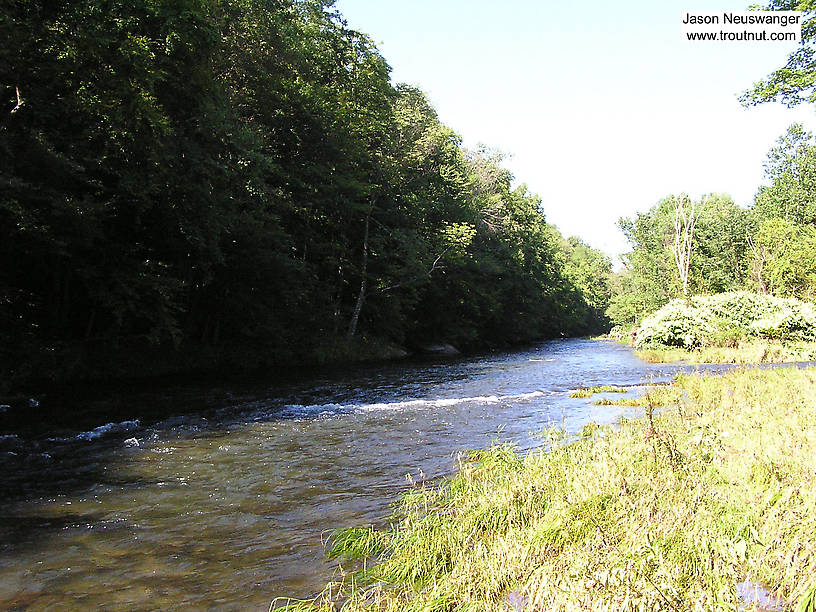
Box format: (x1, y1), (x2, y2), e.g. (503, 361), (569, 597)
(746, 123), (816, 300)
(754, 124), (816, 225)
(608, 194), (751, 325)
(606, 0), (816, 327)
(748, 219), (816, 298)
(608, 122), (816, 327)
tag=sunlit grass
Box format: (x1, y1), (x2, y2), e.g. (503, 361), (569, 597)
(274, 367), (816, 611)
(593, 385), (681, 407)
(569, 385), (629, 398)
(637, 340), (816, 364)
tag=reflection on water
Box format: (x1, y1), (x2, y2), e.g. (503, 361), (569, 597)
(736, 581), (787, 611)
(0, 340), (803, 610)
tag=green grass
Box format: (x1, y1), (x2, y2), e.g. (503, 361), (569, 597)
(636, 340), (816, 364)
(569, 385), (630, 398)
(273, 367), (816, 611)
(592, 385), (682, 407)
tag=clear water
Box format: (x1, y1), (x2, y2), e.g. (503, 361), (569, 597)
(0, 339), (791, 610)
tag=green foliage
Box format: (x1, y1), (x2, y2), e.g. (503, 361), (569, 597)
(741, 1), (816, 107)
(798, 585), (816, 612)
(635, 291), (816, 349)
(753, 124), (816, 226)
(609, 197), (677, 324)
(608, 194), (750, 327)
(692, 194), (752, 292)
(749, 211), (816, 301)
(615, 77), (816, 356)
(327, 527), (391, 561)
(635, 300), (714, 348)
(591, 385), (681, 407)
(0, 0), (612, 388)
(561, 236), (613, 332)
(568, 385), (628, 398)
(606, 324), (633, 342)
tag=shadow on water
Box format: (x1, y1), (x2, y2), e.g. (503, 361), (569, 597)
(0, 339), (813, 610)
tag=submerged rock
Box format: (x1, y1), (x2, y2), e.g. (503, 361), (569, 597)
(380, 345), (409, 359)
(420, 343), (461, 356)
(123, 437), (140, 448)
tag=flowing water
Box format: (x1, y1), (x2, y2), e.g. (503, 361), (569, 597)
(0, 339), (782, 610)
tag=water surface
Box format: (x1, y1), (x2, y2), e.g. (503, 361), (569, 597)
(0, 339), (766, 610)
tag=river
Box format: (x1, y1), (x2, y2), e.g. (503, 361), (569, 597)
(0, 339), (758, 610)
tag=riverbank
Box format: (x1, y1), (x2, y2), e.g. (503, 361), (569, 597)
(279, 366), (816, 611)
(636, 339), (816, 364)
(0, 328), (569, 399)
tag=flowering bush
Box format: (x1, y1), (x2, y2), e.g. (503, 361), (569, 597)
(749, 306), (816, 341)
(635, 301), (715, 348)
(635, 292), (816, 349)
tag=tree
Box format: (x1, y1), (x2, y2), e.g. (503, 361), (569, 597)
(611, 197), (677, 323)
(672, 194), (704, 298)
(741, 1), (816, 107)
(690, 194), (751, 292)
(748, 218), (816, 298)
(0, 0), (615, 388)
(608, 194), (750, 326)
(754, 124), (816, 225)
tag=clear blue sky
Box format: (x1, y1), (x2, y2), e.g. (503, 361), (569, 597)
(334, 0), (816, 260)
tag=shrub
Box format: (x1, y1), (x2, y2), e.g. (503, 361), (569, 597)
(635, 301), (715, 348)
(635, 291), (816, 349)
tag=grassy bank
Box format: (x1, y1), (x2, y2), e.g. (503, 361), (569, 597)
(636, 340), (816, 364)
(276, 367), (816, 611)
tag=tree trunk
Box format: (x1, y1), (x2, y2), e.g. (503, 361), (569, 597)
(347, 206), (372, 339)
(672, 195), (703, 300)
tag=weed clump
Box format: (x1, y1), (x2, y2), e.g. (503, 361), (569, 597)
(593, 385), (681, 407)
(569, 385), (629, 398)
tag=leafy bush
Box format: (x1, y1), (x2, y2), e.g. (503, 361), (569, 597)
(749, 305), (816, 341)
(635, 301), (715, 348)
(635, 292), (816, 349)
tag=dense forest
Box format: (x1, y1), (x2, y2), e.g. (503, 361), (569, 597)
(0, 1), (612, 389)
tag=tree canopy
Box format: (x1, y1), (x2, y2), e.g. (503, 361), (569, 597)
(741, 0), (816, 107)
(0, 0), (611, 388)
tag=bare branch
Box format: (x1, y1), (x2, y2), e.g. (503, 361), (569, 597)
(10, 86), (24, 115)
(375, 246), (452, 294)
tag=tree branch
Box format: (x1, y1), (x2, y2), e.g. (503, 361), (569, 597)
(10, 86), (24, 115)
(375, 246), (451, 294)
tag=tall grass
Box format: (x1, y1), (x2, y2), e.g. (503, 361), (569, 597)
(274, 367), (816, 611)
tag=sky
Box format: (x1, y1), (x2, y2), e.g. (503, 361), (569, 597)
(334, 0), (816, 261)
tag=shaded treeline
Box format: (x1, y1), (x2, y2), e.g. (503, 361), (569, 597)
(0, 0), (611, 389)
